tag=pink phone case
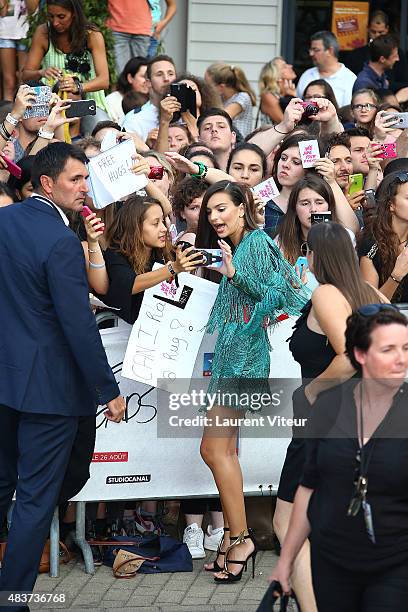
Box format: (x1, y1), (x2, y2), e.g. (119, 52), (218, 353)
(80, 205), (93, 218)
(2, 154), (21, 179)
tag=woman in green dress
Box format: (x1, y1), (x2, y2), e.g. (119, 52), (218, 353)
(197, 181), (307, 583)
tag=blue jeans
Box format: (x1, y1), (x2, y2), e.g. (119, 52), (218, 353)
(112, 31), (150, 75)
(148, 35), (160, 58)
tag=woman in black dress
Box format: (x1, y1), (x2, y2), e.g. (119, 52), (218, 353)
(274, 222), (385, 612)
(271, 305), (408, 611)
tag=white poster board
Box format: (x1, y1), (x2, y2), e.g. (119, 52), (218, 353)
(122, 268), (218, 392)
(87, 138), (148, 209)
(72, 315), (300, 502)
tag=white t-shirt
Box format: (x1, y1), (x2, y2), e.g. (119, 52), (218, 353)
(105, 90), (124, 125)
(296, 64), (357, 108)
(121, 101), (159, 142)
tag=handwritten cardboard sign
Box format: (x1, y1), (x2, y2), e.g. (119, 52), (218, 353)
(122, 266), (218, 392)
(87, 138), (148, 209)
(252, 177), (280, 203)
(298, 140), (320, 168)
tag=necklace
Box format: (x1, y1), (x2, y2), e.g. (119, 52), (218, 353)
(347, 382), (376, 544)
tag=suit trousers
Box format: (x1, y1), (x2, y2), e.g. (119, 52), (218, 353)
(0, 404), (78, 609)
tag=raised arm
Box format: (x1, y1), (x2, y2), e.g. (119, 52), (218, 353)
(249, 98), (304, 155)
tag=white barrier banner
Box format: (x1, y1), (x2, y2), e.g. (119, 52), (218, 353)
(72, 315), (300, 502)
(122, 268), (218, 392)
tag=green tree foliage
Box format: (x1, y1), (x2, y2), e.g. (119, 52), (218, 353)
(26, 0), (116, 87)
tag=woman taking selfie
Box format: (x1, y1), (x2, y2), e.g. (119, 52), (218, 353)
(95, 196), (202, 325)
(272, 304), (408, 611)
(274, 222), (386, 612)
(197, 180), (307, 583)
(22, 0), (110, 129)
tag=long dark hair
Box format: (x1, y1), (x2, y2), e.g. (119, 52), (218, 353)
(47, 0), (97, 54)
(277, 174), (337, 264)
(105, 196), (172, 275)
(308, 222), (379, 311)
(195, 180), (259, 250)
(117, 57), (148, 95)
(360, 172), (408, 286)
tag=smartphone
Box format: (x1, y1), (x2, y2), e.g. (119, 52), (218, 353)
(364, 189), (377, 209)
(311, 212), (332, 224)
(348, 173), (364, 195)
(295, 256), (308, 274)
(377, 142), (397, 159)
(23, 85), (51, 119)
(178, 241), (223, 268)
(1, 154), (21, 179)
(148, 165), (164, 180)
(384, 112), (408, 129)
(80, 205), (93, 218)
(170, 83), (197, 119)
(65, 99), (97, 118)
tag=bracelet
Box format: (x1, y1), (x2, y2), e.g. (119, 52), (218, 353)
(5, 113), (19, 127)
(167, 261), (176, 277)
(0, 122), (11, 140)
(38, 128), (54, 140)
(273, 124), (290, 135)
(73, 77), (84, 97)
(88, 248), (98, 253)
(89, 261), (106, 269)
(390, 274), (401, 283)
(191, 161), (208, 180)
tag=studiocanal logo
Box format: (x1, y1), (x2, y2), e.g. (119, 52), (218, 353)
(106, 474), (151, 484)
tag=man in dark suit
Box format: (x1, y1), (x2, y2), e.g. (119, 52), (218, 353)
(0, 143), (125, 609)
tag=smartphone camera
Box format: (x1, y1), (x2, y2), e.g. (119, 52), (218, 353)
(301, 101), (319, 118)
(148, 166), (164, 180)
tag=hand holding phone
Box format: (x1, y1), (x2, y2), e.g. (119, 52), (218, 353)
(23, 85), (52, 119)
(0, 154), (22, 179)
(81, 206), (105, 236)
(348, 173), (364, 195)
(170, 83), (197, 118)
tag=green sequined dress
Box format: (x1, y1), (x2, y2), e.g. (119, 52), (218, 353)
(205, 229), (308, 411)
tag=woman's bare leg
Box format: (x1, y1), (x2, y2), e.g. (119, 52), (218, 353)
(274, 498), (317, 612)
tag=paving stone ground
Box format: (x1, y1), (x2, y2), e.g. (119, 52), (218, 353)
(32, 549), (297, 611)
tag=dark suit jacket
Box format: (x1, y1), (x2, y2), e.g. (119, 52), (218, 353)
(0, 196), (120, 416)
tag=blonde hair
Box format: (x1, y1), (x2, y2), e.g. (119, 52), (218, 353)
(258, 57), (283, 97)
(206, 62), (257, 106)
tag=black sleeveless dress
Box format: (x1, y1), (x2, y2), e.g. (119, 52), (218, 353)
(277, 301), (336, 502)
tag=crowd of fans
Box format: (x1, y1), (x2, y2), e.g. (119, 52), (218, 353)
(1, 1), (408, 609)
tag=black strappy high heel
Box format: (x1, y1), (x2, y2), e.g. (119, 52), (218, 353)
(204, 527), (229, 572)
(214, 530), (257, 583)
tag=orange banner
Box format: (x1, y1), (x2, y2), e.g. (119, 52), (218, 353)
(331, 1), (369, 50)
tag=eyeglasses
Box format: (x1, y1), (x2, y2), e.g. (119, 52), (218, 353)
(357, 303), (400, 317)
(351, 103), (378, 111)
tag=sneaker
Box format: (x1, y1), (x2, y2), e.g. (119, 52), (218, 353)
(204, 525), (224, 551)
(183, 523), (205, 559)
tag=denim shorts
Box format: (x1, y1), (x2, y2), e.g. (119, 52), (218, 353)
(0, 38), (27, 51)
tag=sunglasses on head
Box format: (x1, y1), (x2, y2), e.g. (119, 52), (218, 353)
(396, 172), (408, 184)
(357, 304), (400, 317)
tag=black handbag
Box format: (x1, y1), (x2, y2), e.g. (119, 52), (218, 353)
(256, 580), (300, 611)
